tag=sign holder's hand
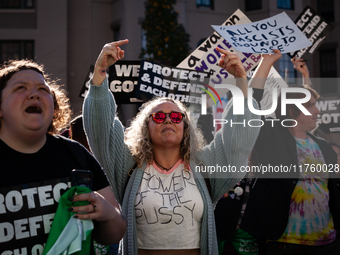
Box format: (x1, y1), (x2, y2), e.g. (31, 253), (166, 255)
(249, 49), (282, 89)
(291, 56), (311, 87)
(216, 47), (248, 96)
(216, 47), (247, 79)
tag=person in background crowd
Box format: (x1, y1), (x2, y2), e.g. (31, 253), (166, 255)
(213, 50), (283, 255)
(291, 56), (312, 87)
(0, 60), (126, 255)
(240, 51), (340, 255)
(83, 39), (260, 255)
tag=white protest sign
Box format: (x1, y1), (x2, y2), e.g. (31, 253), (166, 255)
(177, 9), (261, 107)
(177, 9), (257, 72)
(212, 12), (312, 54)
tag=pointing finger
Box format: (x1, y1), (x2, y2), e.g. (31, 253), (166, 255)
(216, 47), (230, 55)
(110, 39), (129, 47)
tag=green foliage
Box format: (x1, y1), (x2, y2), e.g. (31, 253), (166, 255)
(140, 0), (191, 66)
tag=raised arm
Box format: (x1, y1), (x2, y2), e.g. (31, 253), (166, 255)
(291, 56), (312, 87)
(92, 40), (129, 86)
(216, 47), (248, 96)
(248, 49), (282, 89)
(83, 40), (135, 204)
(198, 48), (261, 203)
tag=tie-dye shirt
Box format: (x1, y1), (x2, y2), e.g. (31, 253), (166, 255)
(277, 136), (336, 245)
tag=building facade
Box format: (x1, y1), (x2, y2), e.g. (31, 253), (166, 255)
(0, 0), (339, 141)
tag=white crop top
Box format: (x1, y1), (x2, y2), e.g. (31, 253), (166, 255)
(135, 159), (204, 249)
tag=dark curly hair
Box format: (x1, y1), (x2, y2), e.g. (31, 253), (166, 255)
(0, 59), (72, 134)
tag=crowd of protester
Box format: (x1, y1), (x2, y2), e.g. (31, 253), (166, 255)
(1, 38), (339, 255)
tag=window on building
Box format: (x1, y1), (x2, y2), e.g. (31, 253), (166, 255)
(196, 0), (214, 9)
(0, 0), (34, 9)
(319, 48), (337, 94)
(317, 0), (334, 22)
(0, 40), (34, 63)
(245, 0), (262, 11)
(277, 0), (294, 10)
(279, 53), (296, 83)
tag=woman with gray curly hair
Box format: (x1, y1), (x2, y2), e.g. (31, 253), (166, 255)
(83, 40), (260, 255)
(124, 96), (204, 168)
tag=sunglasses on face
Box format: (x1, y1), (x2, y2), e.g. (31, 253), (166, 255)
(149, 112), (185, 124)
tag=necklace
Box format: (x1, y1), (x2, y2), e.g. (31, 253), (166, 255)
(154, 159), (176, 171)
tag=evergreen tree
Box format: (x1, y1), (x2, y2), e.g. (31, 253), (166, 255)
(140, 0), (190, 66)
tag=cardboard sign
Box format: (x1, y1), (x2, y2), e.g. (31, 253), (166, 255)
(212, 12), (312, 54)
(108, 60), (143, 104)
(316, 97), (340, 133)
(180, 9), (288, 109)
(288, 6), (334, 59)
(177, 9), (261, 107)
(136, 60), (210, 106)
(177, 9), (261, 83)
(79, 61), (143, 104)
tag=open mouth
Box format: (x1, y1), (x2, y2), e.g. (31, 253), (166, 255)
(25, 106), (42, 114)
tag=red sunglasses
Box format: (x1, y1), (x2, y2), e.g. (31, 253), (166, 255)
(149, 112), (185, 124)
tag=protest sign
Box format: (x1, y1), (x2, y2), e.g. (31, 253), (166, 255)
(180, 9), (288, 109)
(108, 60), (143, 104)
(288, 6), (334, 59)
(177, 9), (261, 83)
(136, 60), (209, 106)
(178, 9), (262, 107)
(79, 61), (143, 104)
(212, 12), (312, 54)
(316, 97), (340, 133)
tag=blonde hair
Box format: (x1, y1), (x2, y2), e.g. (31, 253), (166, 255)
(125, 97), (205, 167)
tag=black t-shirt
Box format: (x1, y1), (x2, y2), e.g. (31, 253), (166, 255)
(0, 134), (109, 255)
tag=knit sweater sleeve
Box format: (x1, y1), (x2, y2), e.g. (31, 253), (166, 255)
(83, 77), (135, 204)
(197, 97), (260, 203)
